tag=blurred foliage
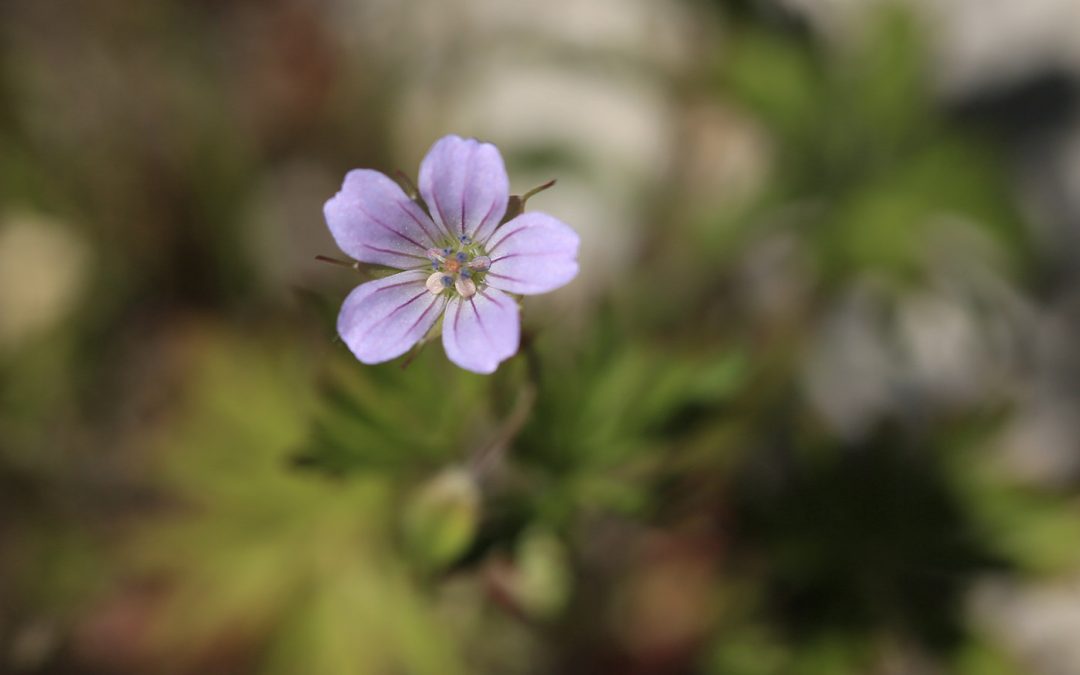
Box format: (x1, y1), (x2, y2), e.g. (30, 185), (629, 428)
(2, 1), (1079, 674)
(129, 329), (468, 675)
(295, 341), (493, 474)
(706, 3), (1029, 288)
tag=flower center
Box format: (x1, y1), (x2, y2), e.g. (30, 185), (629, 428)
(424, 238), (491, 299)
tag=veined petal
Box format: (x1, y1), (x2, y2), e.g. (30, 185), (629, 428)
(337, 270), (446, 364)
(324, 169), (442, 269)
(484, 212), (579, 295)
(418, 135), (509, 243)
(442, 288), (519, 374)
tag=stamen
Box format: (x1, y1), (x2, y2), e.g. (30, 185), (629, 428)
(425, 272), (447, 295)
(426, 247), (447, 263)
(441, 275), (454, 287)
(456, 277), (477, 298)
(459, 235), (471, 244)
(455, 252), (467, 263)
(460, 268), (472, 279)
(467, 255), (491, 271)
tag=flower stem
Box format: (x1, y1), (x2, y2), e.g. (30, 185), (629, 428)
(470, 382), (536, 479)
(470, 331), (542, 479)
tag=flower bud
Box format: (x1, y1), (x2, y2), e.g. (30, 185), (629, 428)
(486, 528), (571, 620)
(402, 467), (480, 571)
(514, 529), (571, 618)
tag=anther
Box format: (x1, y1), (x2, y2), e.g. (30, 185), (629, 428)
(455, 277), (477, 298)
(467, 255), (491, 271)
(425, 272), (447, 295)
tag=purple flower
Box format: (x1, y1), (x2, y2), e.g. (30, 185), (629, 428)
(324, 135), (579, 374)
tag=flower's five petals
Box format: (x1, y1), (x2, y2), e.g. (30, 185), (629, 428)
(485, 212), (579, 295)
(324, 169), (441, 268)
(419, 135), (509, 243)
(325, 134), (578, 374)
(442, 288), (520, 374)
(337, 270), (446, 364)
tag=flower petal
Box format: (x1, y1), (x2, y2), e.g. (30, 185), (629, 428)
(337, 270), (446, 364)
(441, 288), (519, 374)
(418, 135), (509, 243)
(484, 212), (579, 295)
(324, 169), (442, 269)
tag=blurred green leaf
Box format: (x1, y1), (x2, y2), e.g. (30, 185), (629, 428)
(295, 346), (491, 474)
(724, 30), (823, 144)
(130, 327), (466, 674)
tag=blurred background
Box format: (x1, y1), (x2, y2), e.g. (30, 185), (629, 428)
(3, 0), (1080, 673)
